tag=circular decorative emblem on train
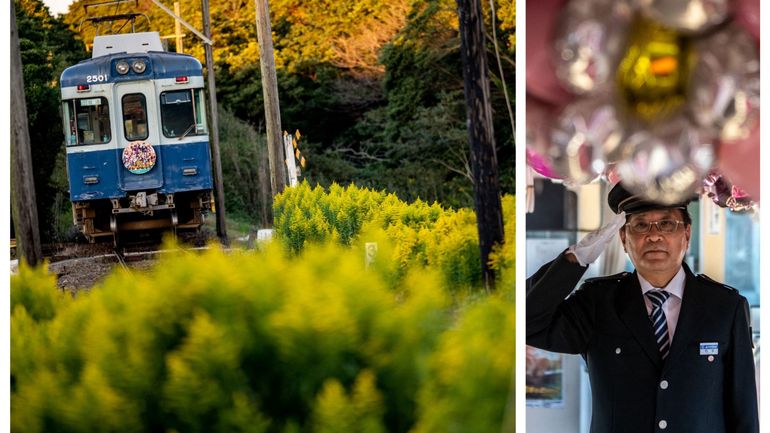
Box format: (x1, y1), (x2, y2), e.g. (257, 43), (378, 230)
(122, 141), (157, 174)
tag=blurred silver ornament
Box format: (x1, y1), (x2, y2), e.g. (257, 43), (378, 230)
(638, 0), (730, 34)
(689, 25), (760, 142)
(553, 0), (633, 95)
(724, 187), (756, 212)
(549, 94), (625, 184)
(615, 117), (715, 204)
(703, 170), (756, 212)
(602, 163), (622, 185)
(702, 170), (732, 207)
(526, 96), (564, 179)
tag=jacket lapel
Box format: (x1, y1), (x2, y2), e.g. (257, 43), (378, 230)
(662, 264), (701, 374)
(615, 272), (662, 369)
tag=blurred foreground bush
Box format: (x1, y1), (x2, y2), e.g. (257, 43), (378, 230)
(12, 240), (514, 433)
(273, 182), (514, 292)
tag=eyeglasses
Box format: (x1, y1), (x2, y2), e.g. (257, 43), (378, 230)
(625, 220), (684, 234)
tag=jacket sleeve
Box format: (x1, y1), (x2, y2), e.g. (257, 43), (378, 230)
(725, 297), (759, 433)
(526, 251), (594, 354)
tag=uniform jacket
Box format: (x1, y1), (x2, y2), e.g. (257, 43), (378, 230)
(526, 252), (758, 433)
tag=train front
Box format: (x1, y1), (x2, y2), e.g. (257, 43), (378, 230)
(60, 32), (213, 242)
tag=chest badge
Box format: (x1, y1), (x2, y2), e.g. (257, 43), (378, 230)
(699, 342), (718, 355)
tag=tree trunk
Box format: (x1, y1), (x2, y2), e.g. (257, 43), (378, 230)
(456, 0), (505, 289)
(257, 141), (272, 227)
(11, 1), (43, 266)
(255, 0), (287, 202)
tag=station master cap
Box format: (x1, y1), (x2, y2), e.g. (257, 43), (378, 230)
(608, 183), (695, 215)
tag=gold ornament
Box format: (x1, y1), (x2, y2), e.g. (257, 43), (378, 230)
(616, 16), (695, 121)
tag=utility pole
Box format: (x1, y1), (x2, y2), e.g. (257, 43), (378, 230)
(201, 0), (228, 245)
(148, 0), (224, 242)
(174, 2), (183, 53)
(10, 0), (42, 266)
(255, 0), (287, 199)
(456, 0), (504, 289)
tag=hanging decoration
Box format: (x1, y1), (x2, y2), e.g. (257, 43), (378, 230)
(526, 0), (760, 209)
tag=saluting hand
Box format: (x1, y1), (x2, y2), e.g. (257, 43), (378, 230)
(567, 212), (626, 266)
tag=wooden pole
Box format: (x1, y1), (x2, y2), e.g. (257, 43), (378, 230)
(456, 0), (504, 289)
(255, 0), (287, 199)
(201, 0), (228, 244)
(174, 2), (183, 53)
(10, 1), (42, 266)
(149, 0), (212, 45)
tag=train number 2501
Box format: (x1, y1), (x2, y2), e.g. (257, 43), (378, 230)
(86, 74), (109, 83)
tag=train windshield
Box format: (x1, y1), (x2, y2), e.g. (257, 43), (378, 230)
(62, 97), (112, 146)
(122, 93), (149, 141)
(160, 89), (208, 138)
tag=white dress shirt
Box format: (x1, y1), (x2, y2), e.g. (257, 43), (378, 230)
(638, 267), (686, 344)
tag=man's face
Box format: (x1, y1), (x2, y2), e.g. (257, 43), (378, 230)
(619, 208), (691, 278)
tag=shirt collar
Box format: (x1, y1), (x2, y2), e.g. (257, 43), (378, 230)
(638, 266), (686, 300)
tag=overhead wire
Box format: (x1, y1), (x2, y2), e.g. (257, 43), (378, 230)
(488, 0), (515, 143)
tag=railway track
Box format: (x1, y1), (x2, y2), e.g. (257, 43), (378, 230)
(10, 229), (215, 292)
(113, 248), (130, 272)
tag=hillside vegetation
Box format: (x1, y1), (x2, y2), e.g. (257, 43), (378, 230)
(16, 0), (514, 239)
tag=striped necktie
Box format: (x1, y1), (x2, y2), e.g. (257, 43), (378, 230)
(645, 289), (671, 359)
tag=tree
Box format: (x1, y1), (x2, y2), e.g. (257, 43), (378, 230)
(15, 0), (87, 241)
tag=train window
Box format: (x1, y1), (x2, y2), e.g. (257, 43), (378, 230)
(194, 89), (208, 134)
(160, 89), (208, 138)
(62, 97), (112, 146)
(122, 93), (149, 141)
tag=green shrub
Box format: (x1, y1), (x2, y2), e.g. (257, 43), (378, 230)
(273, 182), (514, 293)
(11, 262), (67, 322)
(490, 194), (515, 297)
(312, 370), (386, 433)
(11, 240), (513, 433)
(413, 296), (515, 433)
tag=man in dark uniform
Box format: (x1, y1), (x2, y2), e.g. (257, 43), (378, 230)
(526, 183), (759, 433)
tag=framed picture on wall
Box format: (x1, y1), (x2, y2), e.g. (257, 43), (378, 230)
(526, 346), (565, 408)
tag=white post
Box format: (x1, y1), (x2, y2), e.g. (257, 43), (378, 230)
(283, 132), (298, 187)
(365, 242), (378, 268)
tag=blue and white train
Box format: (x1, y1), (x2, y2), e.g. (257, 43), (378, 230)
(60, 32), (213, 242)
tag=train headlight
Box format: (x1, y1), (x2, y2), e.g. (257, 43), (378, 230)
(116, 60), (130, 75)
(131, 59), (147, 74)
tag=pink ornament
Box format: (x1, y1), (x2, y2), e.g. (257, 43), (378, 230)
(717, 123), (760, 201)
(526, 148), (563, 179)
(526, 95), (564, 179)
(526, 0), (574, 106)
(734, 0), (760, 42)
(603, 163), (622, 185)
(703, 170), (756, 212)
(703, 171), (732, 208)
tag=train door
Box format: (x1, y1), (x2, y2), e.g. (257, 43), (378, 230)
(115, 82), (164, 191)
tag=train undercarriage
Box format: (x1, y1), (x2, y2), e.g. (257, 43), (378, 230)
(72, 190), (212, 244)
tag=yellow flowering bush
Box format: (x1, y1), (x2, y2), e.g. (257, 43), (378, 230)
(12, 238), (514, 433)
(413, 296), (515, 433)
(274, 182), (514, 293)
(489, 195), (515, 297)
